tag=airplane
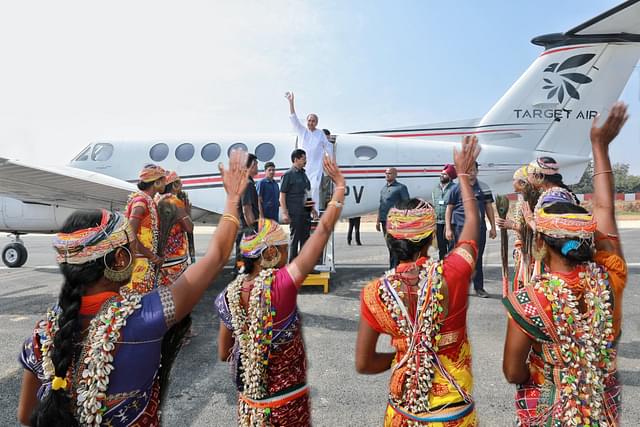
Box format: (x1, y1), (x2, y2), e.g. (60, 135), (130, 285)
(2, 0), (640, 267)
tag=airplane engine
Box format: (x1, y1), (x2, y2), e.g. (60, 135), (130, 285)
(0, 197), (74, 267)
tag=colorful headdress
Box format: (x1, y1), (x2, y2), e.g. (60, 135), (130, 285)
(165, 171), (180, 184)
(386, 199), (436, 242)
(534, 203), (596, 240)
(513, 166), (528, 182)
(139, 164), (167, 183)
(528, 157), (560, 176)
(53, 210), (134, 264)
(240, 219), (289, 258)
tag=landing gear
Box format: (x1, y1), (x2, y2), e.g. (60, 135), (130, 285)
(2, 235), (28, 268)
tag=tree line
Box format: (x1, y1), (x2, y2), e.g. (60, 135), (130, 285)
(570, 161), (640, 194)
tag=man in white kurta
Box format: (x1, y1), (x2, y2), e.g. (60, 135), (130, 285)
(286, 91), (334, 213)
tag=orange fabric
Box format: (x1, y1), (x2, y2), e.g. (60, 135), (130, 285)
(594, 250), (627, 337)
(79, 291), (119, 315)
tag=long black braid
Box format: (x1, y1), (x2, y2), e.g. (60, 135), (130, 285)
(30, 211), (113, 427)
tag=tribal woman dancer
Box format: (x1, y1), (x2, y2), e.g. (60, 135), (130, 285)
(496, 166), (534, 293)
(502, 102), (629, 426)
(157, 171), (193, 287)
(356, 135), (481, 427)
(215, 154), (345, 426)
(17, 151), (250, 427)
(124, 164), (167, 295)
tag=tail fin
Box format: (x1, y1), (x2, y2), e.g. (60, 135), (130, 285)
(479, 0), (640, 159)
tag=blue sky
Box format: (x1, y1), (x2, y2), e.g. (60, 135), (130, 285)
(0, 1), (637, 171)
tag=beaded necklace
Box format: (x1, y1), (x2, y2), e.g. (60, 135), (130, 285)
(36, 293), (142, 426)
(227, 268), (275, 425)
(533, 263), (615, 426)
(379, 259), (446, 416)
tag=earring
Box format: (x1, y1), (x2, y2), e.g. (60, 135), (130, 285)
(104, 247), (134, 282)
(260, 248), (281, 269)
(533, 241), (547, 261)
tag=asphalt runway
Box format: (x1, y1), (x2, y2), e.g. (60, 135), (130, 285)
(1, 227), (639, 426)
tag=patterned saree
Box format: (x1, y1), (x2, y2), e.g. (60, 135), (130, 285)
(124, 191), (160, 295)
(216, 267), (311, 426)
(502, 255), (626, 427)
(157, 195), (189, 287)
(360, 249), (477, 427)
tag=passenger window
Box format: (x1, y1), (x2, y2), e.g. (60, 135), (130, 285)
(150, 143), (169, 162)
(175, 143), (195, 162)
(73, 145), (92, 161)
(354, 145), (378, 161)
(228, 143), (248, 156)
(201, 143), (221, 162)
(255, 142), (275, 162)
(91, 143), (114, 161)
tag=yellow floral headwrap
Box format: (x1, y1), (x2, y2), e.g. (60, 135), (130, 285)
(513, 166), (529, 182)
(240, 219), (289, 258)
(386, 199), (436, 242)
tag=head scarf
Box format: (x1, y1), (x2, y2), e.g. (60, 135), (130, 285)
(528, 157), (560, 176)
(240, 219), (289, 258)
(53, 210), (133, 264)
(442, 164), (457, 180)
(165, 171), (180, 184)
(513, 166), (528, 182)
(534, 203), (596, 240)
(139, 164), (167, 183)
(386, 199), (436, 242)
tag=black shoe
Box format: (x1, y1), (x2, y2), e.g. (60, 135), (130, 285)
(356, 241), (362, 246)
(475, 289), (489, 298)
(347, 240), (352, 245)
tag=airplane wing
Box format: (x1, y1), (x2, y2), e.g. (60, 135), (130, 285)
(0, 157), (136, 210)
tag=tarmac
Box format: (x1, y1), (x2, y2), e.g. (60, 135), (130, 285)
(1, 224), (639, 426)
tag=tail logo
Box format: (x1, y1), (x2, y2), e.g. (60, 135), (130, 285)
(542, 53), (595, 103)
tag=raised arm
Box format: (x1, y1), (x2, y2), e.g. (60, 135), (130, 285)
(171, 151), (249, 321)
(590, 102), (628, 257)
(286, 91), (306, 135)
(287, 155), (345, 285)
(454, 136), (481, 256)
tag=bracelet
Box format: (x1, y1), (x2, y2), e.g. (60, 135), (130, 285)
(328, 200), (343, 208)
(181, 216), (191, 222)
(222, 213), (240, 227)
(458, 173), (470, 177)
(592, 169), (613, 177)
(462, 197), (476, 203)
(334, 186), (346, 191)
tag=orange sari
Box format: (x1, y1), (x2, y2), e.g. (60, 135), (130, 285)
(124, 191), (159, 295)
(360, 247), (477, 426)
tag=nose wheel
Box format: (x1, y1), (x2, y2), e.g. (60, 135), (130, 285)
(2, 236), (28, 268)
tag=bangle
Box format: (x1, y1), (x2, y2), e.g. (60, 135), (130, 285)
(334, 186), (346, 191)
(222, 213), (240, 227)
(462, 197), (476, 203)
(458, 173), (470, 177)
(328, 200), (343, 208)
(592, 169), (613, 177)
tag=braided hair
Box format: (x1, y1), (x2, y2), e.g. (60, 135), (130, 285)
(30, 211), (118, 427)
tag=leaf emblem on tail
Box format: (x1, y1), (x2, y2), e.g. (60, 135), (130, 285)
(542, 53), (595, 103)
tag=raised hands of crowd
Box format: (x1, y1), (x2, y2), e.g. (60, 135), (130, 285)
(590, 101), (629, 148)
(219, 150), (250, 200)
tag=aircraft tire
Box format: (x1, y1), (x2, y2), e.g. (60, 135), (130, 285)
(2, 243), (28, 268)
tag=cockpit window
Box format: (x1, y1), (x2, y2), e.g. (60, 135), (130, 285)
(228, 143), (248, 156)
(150, 143), (169, 162)
(175, 143), (195, 162)
(201, 143), (221, 162)
(255, 142), (275, 162)
(91, 143), (114, 161)
(73, 145), (92, 161)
